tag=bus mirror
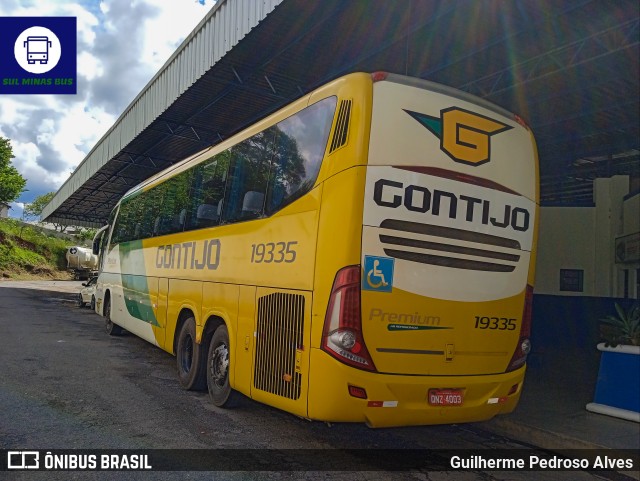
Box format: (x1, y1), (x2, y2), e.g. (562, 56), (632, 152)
(92, 238), (100, 256)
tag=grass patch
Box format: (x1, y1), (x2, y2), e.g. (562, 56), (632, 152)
(0, 218), (71, 279)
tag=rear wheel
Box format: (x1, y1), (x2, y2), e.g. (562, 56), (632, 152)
(207, 324), (239, 407)
(104, 296), (123, 336)
(176, 318), (207, 391)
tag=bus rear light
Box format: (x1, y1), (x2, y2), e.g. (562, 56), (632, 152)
(322, 266), (377, 372)
(348, 385), (368, 399)
(506, 285), (534, 372)
(514, 114), (530, 131)
(371, 71), (388, 82)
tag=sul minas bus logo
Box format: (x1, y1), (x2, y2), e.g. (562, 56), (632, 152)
(405, 107), (512, 166)
(0, 17), (76, 95)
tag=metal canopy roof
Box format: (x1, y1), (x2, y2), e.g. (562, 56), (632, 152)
(42, 0), (639, 227)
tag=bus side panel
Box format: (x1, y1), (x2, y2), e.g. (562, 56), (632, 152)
(123, 276), (162, 347)
(166, 279), (202, 354)
(250, 287), (312, 418)
(310, 167), (366, 349)
(234, 285), (256, 397)
(156, 278), (168, 348)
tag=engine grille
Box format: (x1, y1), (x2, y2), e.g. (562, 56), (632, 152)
(253, 292), (304, 400)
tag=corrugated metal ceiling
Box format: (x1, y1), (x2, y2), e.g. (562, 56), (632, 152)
(43, 0), (639, 227)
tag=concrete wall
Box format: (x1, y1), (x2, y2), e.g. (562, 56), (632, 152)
(622, 192), (640, 235)
(535, 175), (638, 299)
(618, 192), (640, 298)
(535, 207), (596, 295)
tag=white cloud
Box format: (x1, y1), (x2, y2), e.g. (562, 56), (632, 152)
(0, 0), (213, 214)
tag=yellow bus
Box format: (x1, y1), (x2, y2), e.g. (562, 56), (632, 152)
(94, 72), (538, 427)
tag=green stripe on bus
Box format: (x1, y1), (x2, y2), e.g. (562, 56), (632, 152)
(120, 241), (159, 326)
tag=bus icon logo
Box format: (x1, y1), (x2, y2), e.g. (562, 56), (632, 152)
(7, 451), (39, 469)
(362, 256), (394, 293)
(13, 26), (61, 74)
(25, 36), (52, 64)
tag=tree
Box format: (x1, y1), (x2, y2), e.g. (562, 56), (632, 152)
(0, 137), (27, 205)
(23, 192), (55, 220)
(24, 191), (71, 232)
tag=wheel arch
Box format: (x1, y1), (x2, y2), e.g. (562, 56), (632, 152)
(173, 308), (196, 355)
(201, 315), (226, 354)
(101, 289), (111, 316)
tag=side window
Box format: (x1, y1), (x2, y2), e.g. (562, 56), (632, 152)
(136, 187), (161, 238)
(124, 191), (151, 242)
(266, 96), (336, 215)
(105, 208), (118, 251)
(186, 151), (230, 231)
(222, 128), (276, 223)
(152, 169), (193, 236)
(111, 199), (135, 244)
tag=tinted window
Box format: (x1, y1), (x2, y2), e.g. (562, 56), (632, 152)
(186, 151), (230, 230)
(111, 197), (136, 244)
(221, 128), (276, 223)
(111, 96), (337, 239)
(152, 169), (193, 236)
(266, 96), (336, 215)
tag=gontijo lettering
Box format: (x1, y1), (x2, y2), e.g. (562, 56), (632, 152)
(155, 239), (220, 270)
(373, 178), (531, 232)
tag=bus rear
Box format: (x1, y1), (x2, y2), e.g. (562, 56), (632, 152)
(309, 73), (538, 427)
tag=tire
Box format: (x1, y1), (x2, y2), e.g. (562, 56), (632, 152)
(207, 324), (239, 407)
(90, 296), (96, 311)
(104, 296), (123, 336)
(176, 318), (207, 391)
(76, 293), (84, 308)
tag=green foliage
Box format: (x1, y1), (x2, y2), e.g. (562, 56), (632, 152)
(0, 137), (27, 204)
(76, 227), (97, 243)
(24, 191), (55, 219)
(600, 303), (640, 347)
(0, 218), (69, 276)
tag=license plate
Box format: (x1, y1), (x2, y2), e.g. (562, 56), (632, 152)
(428, 389), (464, 406)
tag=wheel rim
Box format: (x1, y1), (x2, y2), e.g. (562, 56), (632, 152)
(210, 343), (229, 387)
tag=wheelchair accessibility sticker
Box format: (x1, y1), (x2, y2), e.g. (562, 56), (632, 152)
(362, 255), (394, 293)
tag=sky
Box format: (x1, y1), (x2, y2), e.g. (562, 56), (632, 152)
(0, 0), (215, 218)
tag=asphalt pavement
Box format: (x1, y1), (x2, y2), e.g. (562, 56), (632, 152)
(0, 280), (637, 481)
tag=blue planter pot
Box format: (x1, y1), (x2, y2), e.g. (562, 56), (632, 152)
(586, 343), (640, 422)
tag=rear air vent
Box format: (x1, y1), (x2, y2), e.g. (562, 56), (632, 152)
(329, 99), (352, 152)
(380, 219), (521, 273)
(254, 292), (305, 400)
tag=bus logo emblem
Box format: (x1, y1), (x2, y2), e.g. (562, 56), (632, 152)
(404, 107), (512, 166)
(362, 256), (394, 293)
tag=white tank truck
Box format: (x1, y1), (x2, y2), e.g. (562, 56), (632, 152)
(65, 246), (98, 280)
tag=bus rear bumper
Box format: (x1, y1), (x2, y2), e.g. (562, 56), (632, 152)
(307, 348), (526, 428)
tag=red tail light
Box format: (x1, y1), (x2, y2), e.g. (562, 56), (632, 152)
(371, 71), (388, 82)
(506, 284), (533, 372)
(321, 266), (377, 372)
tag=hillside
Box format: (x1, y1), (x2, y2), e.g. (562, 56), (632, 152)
(0, 218), (73, 280)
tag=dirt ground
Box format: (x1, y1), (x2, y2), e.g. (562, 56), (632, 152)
(0, 269), (74, 281)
